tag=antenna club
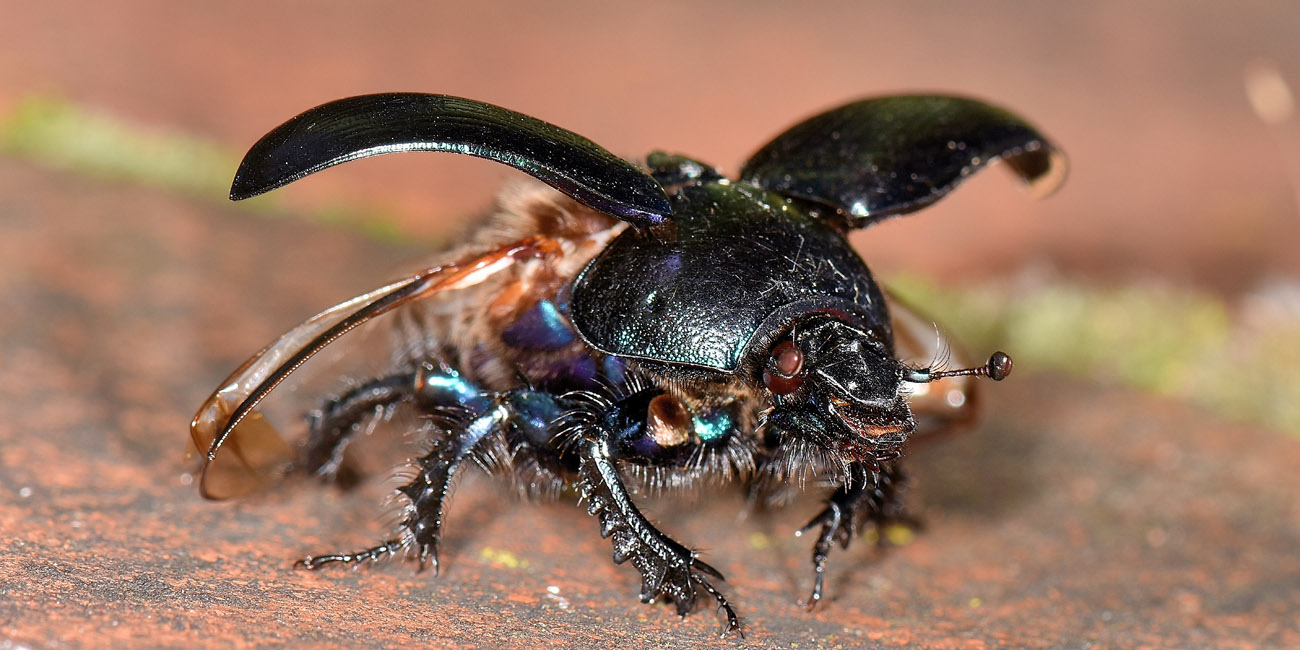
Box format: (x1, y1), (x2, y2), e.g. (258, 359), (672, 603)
(987, 351), (1013, 381)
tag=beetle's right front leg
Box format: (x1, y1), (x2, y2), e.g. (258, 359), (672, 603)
(571, 389), (740, 634)
(797, 460), (914, 608)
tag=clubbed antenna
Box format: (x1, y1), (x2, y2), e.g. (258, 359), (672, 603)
(904, 351), (1013, 383)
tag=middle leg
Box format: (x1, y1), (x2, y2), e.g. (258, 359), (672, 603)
(298, 399), (508, 573)
(797, 460), (913, 608)
(297, 362), (551, 574)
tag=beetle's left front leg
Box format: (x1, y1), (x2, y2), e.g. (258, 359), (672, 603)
(571, 389), (740, 634)
(798, 460), (913, 608)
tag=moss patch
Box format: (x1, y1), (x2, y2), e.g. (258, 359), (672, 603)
(0, 94), (406, 242)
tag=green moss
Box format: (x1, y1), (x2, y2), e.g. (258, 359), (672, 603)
(1, 95), (240, 197)
(0, 94), (408, 243)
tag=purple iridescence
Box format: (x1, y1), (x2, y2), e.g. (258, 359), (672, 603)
(602, 355), (627, 387)
(546, 356), (598, 391)
(502, 299), (577, 350)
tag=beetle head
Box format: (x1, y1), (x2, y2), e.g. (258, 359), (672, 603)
(761, 315), (913, 461)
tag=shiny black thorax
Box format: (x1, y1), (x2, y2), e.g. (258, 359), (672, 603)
(572, 168), (892, 383)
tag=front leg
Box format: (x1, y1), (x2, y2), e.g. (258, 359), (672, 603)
(797, 460), (913, 608)
(571, 389), (740, 635)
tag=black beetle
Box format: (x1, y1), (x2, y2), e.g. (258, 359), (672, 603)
(191, 93), (1064, 634)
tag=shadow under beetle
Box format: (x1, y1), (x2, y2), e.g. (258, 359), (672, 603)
(192, 93), (1065, 634)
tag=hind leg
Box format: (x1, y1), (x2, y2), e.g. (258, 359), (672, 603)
(299, 359), (493, 481)
(300, 373), (414, 480)
(298, 404), (498, 574)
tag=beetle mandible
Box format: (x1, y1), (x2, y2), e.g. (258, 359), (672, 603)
(191, 93), (1065, 634)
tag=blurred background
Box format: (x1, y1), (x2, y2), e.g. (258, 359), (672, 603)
(2, 2), (1298, 647)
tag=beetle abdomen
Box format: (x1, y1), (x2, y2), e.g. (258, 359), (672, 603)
(501, 299), (577, 350)
(399, 182), (626, 393)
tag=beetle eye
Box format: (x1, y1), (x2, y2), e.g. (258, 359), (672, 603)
(763, 340), (805, 394)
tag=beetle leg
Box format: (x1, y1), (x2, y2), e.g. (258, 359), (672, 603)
(797, 461), (912, 609)
(298, 399), (506, 574)
(297, 363), (502, 575)
(301, 373), (414, 481)
(294, 539), (405, 570)
(573, 390), (741, 635)
(298, 379), (565, 576)
(301, 358), (496, 482)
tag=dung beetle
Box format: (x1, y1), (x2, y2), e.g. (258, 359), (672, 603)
(191, 93), (1064, 634)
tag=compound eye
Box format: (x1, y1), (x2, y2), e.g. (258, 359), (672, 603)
(763, 340), (805, 395)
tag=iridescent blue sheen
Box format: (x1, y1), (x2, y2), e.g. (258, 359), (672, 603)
(505, 390), (564, 447)
(459, 404), (508, 454)
(602, 355), (627, 387)
(419, 366), (493, 413)
(502, 299), (576, 350)
(692, 409), (732, 443)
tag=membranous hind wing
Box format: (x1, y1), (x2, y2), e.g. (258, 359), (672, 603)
(190, 239), (556, 499)
(196, 92), (676, 499)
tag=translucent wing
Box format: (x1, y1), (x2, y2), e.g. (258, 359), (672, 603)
(230, 93), (672, 228)
(190, 238), (554, 499)
(887, 292), (982, 440)
(741, 95), (1066, 228)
